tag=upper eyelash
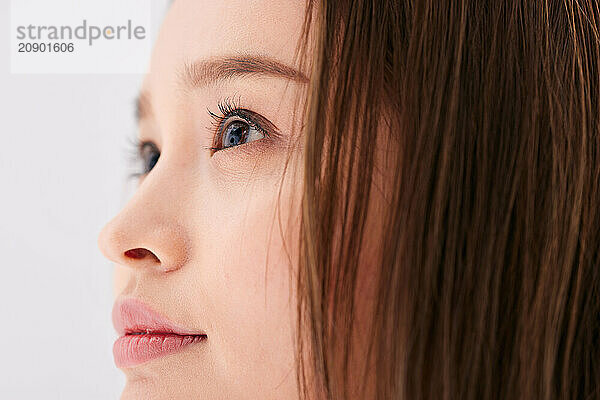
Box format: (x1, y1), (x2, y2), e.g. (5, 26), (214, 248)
(126, 134), (146, 180)
(125, 98), (277, 179)
(126, 134), (160, 179)
(206, 95), (271, 140)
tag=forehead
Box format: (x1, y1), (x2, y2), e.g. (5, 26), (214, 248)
(146, 0), (308, 89)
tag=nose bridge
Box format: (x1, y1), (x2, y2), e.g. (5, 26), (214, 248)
(97, 166), (194, 273)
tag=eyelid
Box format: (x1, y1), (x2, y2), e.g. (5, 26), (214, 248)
(139, 140), (157, 151)
(209, 107), (279, 136)
(207, 98), (281, 152)
(139, 140), (159, 158)
(126, 137), (159, 180)
(230, 108), (279, 138)
(140, 140), (160, 172)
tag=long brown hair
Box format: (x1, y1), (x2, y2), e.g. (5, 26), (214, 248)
(295, 1), (600, 399)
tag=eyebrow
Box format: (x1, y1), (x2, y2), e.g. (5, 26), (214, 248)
(181, 55), (309, 89)
(135, 55), (309, 123)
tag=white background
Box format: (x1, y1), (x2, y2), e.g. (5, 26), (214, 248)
(0, 0), (170, 398)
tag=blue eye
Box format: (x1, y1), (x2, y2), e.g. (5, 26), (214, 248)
(140, 142), (160, 173)
(208, 97), (278, 154)
(218, 118), (265, 149)
(223, 120), (248, 147)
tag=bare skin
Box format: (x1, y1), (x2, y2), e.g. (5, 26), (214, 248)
(98, 1), (309, 399)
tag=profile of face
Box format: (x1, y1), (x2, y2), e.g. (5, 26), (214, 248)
(98, 1), (309, 399)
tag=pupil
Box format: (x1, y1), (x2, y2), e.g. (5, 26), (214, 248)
(225, 122), (248, 147)
(147, 153), (159, 171)
(141, 143), (160, 173)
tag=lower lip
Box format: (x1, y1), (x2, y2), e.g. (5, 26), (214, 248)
(113, 333), (207, 368)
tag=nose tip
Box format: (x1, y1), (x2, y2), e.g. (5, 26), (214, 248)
(97, 208), (192, 273)
(97, 220), (162, 270)
(96, 164), (193, 274)
(97, 219), (119, 264)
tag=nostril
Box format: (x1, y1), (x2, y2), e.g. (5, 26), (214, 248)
(124, 248), (159, 262)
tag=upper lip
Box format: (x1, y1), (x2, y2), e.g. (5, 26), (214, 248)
(112, 297), (206, 337)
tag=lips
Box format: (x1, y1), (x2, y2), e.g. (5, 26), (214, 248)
(112, 298), (207, 368)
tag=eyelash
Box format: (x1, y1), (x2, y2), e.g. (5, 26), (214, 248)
(127, 136), (159, 180)
(128, 96), (275, 178)
(207, 96), (271, 152)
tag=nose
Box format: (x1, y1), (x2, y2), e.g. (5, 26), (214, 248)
(97, 174), (192, 273)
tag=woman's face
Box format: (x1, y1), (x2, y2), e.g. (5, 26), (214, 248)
(98, 1), (309, 399)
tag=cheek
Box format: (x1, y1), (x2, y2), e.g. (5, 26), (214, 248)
(220, 186), (299, 340)
(113, 264), (130, 298)
(195, 165), (302, 396)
